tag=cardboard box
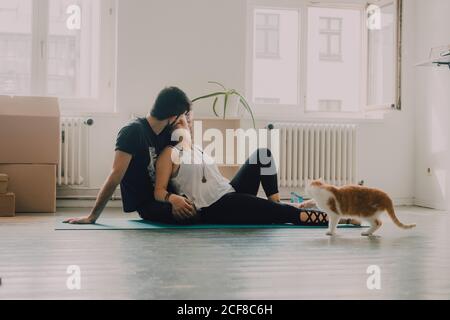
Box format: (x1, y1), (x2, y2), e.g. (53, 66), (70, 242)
(0, 165), (56, 213)
(0, 192), (15, 217)
(0, 173), (8, 194)
(0, 96), (60, 164)
(194, 118), (241, 180)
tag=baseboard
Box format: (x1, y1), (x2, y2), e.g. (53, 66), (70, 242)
(57, 187), (121, 198)
(392, 197), (415, 206)
(414, 198), (448, 211)
(56, 187), (122, 209)
(57, 199), (123, 209)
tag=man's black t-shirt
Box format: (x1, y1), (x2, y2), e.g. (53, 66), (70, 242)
(115, 118), (171, 213)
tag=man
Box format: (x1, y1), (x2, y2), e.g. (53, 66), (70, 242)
(64, 87), (196, 224)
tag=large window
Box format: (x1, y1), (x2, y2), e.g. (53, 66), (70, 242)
(0, 0), (33, 95)
(247, 0), (401, 118)
(252, 8), (299, 106)
(307, 7), (362, 113)
(0, 0), (117, 113)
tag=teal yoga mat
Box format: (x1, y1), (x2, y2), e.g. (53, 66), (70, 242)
(55, 219), (366, 231)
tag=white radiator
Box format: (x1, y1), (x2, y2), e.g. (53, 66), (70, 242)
(58, 118), (88, 186)
(274, 123), (357, 189)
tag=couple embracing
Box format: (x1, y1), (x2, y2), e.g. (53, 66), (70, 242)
(65, 87), (330, 227)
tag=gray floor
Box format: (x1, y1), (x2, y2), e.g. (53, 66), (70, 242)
(0, 206), (449, 300)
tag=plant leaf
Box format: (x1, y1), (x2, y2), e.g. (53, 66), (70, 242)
(223, 92), (229, 120)
(236, 93), (256, 128)
(208, 81), (227, 91)
(192, 92), (225, 103)
(212, 97), (219, 118)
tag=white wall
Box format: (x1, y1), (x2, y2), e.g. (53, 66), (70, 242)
(413, 0), (450, 210)
(86, 0), (247, 188)
(82, 0), (418, 206)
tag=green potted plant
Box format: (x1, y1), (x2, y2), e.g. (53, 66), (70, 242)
(192, 81), (256, 128)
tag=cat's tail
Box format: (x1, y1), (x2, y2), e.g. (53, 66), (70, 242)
(386, 204), (417, 230)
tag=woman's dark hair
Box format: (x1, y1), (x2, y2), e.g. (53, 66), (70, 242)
(150, 87), (192, 120)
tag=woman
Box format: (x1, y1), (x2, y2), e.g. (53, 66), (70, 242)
(153, 115), (330, 226)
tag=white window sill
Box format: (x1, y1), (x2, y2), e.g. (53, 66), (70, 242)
(60, 110), (121, 118)
(243, 110), (392, 124)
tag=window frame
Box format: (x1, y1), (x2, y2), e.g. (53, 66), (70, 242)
(1, 0), (117, 114)
(365, 0), (401, 112)
(246, 0), (400, 121)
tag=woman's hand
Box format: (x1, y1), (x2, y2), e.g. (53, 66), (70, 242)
(169, 195), (197, 221)
(298, 199), (317, 209)
(63, 216), (97, 225)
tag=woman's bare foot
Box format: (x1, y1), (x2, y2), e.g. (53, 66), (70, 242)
(291, 199), (317, 209)
(298, 211), (361, 226)
(268, 194), (281, 203)
(299, 211), (328, 225)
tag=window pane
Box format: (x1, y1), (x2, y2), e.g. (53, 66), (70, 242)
(319, 17), (328, 30)
(255, 29), (265, 54)
(307, 7), (362, 112)
(319, 99), (342, 112)
(253, 9), (299, 105)
(0, 0), (32, 95)
(267, 30), (279, 54)
(47, 0), (100, 98)
(330, 19), (341, 31)
(368, 3), (396, 106)
(255, 13), (265, 26)
(267, 14), (279, 27)
(330, 34), (340, 55)
(319, 33), (328, 55)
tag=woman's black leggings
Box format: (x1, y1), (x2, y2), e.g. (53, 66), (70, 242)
(139, 148), (318, 226)
(198, 148), (303, 225)
(199, 193), (304, 225)
(229, 148), (279, 198)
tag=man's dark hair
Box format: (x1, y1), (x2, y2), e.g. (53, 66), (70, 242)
(150, 87), (192, 120)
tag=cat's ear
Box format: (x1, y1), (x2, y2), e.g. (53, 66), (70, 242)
(311, 178), (325, 186)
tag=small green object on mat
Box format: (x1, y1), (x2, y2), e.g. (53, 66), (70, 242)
(55, 219), (366, 231)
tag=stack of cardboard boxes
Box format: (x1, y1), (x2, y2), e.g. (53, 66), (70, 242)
(0, 96), (60, 214)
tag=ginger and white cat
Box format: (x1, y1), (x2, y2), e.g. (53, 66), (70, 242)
(307, 180), (416, 237)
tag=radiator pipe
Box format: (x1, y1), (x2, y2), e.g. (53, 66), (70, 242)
(57, 195), (122, 201)
(84, 118), (94, 126)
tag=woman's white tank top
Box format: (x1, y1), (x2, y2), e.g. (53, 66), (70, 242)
(171, 145), (235, 209)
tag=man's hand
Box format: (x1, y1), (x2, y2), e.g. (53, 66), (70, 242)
(63, 216), (97, 225)
(169, 195), (197, 221)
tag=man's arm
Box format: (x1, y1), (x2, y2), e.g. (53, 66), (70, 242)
(64, 151), (132, 224)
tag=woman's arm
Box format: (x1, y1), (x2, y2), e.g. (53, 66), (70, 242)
(154, 147), (177, 202)
(155, 147), (197, 221)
